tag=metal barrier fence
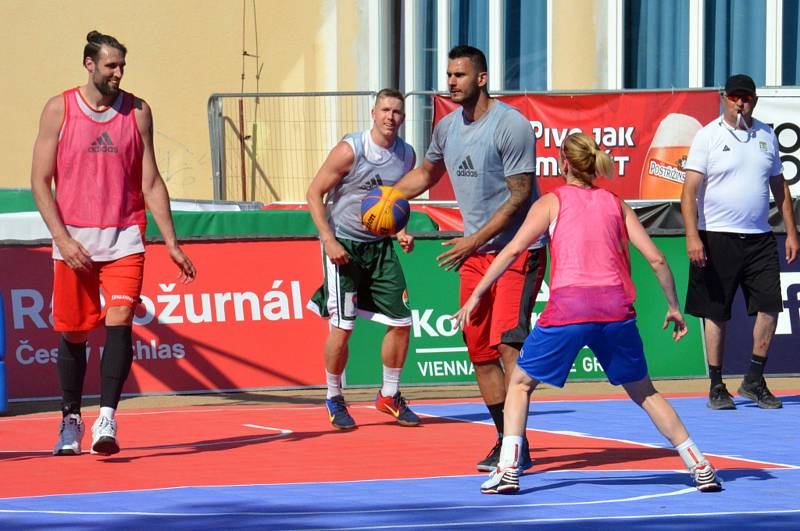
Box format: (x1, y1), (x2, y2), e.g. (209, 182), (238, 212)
(207, 92), (376, 203)
(206, 89), (615, 204)
(207, 88), (760, 204)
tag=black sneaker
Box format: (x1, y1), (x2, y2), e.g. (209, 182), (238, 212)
(707, 383), (736, 410)
(738, 378), (782, 409)
(476, 437), (502, 472)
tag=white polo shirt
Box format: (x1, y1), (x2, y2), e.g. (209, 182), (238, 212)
(684, 115), (782, 233)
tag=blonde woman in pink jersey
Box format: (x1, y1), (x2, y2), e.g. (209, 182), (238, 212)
(454, 133), (721, 495)
(31, 31), (195, 457)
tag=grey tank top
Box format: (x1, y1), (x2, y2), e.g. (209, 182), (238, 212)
(426, 100), (542, 252)
(327, 130), (416, 242)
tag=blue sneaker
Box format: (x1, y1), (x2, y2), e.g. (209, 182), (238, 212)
(375, 391), (421, 426)
(325, 395), (356, 429)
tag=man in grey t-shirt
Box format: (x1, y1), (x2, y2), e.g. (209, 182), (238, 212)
(396, 46), (545, 473)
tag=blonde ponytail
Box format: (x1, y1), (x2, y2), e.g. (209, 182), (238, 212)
(562, 132), (616, 184)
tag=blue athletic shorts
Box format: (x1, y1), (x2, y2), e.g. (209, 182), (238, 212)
(518, 319), (648, 388)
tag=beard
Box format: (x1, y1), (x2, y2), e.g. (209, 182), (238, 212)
(94, 77), (120, 97)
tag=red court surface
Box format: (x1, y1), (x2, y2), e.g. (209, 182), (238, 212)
(0, 401), (783, 499)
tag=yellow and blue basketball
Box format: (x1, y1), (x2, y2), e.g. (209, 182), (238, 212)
(360, 185), (410, 237)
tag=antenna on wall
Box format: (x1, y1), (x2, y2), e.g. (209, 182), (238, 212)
(238, 0), (264, 201)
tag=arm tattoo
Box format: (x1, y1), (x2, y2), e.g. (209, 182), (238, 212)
(504, 173), (533, 211)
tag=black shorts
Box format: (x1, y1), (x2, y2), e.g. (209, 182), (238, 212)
(685, 231), (782, 321)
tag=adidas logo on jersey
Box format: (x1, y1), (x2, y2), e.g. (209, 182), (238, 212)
(359, 174), (384, 191)
(722, 145), (731, 152)
(88, 132), (118, 153)
(456, 156), (478, 177)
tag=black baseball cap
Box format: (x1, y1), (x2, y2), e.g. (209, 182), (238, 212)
(724, 74), (756, 96)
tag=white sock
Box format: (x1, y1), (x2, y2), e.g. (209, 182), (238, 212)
(326, 371), (343, 399)
(99, 407), (115, 420)
(381, 366), (402, 397)
(498, 435), (523, 468)
(676, 437), (708, 471)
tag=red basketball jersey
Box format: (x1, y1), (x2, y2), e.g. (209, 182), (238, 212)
(55, 88), (145, 228)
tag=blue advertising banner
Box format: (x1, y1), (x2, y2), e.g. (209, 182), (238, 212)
(723, 235), (800, 375)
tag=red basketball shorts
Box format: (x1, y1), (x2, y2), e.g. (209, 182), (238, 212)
(459, 248), (547, 363)
(52, 252), (145, 332)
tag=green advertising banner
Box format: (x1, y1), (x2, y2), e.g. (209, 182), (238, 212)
(345, 236), (706, 387)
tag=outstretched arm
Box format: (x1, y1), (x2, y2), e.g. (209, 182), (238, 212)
(453, 193), (555, 328)
(437, 172), (533, 271)
(137, 98), (196, 283)
(394, 158), (446, 199)
(623, 202), (686, 341)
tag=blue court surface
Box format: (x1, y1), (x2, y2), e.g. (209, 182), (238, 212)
(1, 394), (798, 530)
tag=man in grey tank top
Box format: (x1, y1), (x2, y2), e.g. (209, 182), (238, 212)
(306, 89), (421, 430)
(396, 46), (546, 473)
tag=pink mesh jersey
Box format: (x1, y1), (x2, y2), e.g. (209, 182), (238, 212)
(55, 88), (145, 228)
(537, 185), (637, 326)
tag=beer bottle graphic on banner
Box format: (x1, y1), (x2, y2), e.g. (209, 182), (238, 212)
(639, 113), (702, 199)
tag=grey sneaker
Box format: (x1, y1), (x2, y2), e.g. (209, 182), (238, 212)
(692, 462), (722, 492)
(738, 378), (782, 409)
(53, 414), (85, 455)
(707, 383), (736, 410)
(91, 416), (120, 455)
(480, 466), (520, 494)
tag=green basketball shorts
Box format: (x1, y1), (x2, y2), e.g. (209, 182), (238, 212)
(307, 237), (411, 330)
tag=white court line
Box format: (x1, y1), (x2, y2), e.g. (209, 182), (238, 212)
(0, 486), (697, 516)
(528, 428), (800, 470)
(296, 509), (800, 530)
(415, 410), (800, 470)
(2, 467), (798, 503)
(0, 424), (292, 454)
(0, 405), (323, 422)
(0, 473), (487, 502)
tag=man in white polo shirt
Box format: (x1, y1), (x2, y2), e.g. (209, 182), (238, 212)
(681, 74), (798, 410)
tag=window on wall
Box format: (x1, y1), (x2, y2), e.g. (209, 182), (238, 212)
(415, 0), (438, 91)
(450, 0), (489, 50)
(704, 0), (766, 87)
(505, 0), (547, 90)
(624, 0), (689, 88)
(784, 0), (800, 85)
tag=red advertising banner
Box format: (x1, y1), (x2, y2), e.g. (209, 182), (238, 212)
(429, 90), (720, 201)
(0, 241), (328, 400)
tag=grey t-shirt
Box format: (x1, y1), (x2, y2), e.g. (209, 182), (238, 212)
(327, 130), (415, 242)
(426, 100), (541, 252)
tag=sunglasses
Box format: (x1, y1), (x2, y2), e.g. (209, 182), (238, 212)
(725, 93), (754, 104)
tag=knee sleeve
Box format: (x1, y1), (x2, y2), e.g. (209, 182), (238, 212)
(100, 325), (134, 408)
(57, 337), (88, 415)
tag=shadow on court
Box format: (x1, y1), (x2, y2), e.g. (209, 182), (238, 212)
(735, 393), (800, 409)
(532, 446), (680, 471)
(517, 467), (779, 495)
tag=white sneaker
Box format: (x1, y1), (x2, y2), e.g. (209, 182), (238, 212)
(91, 416), (120, 455)
(692, 462), (722, 492)
(53, 414), (85, 455)
(480, 466), (520, 494)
